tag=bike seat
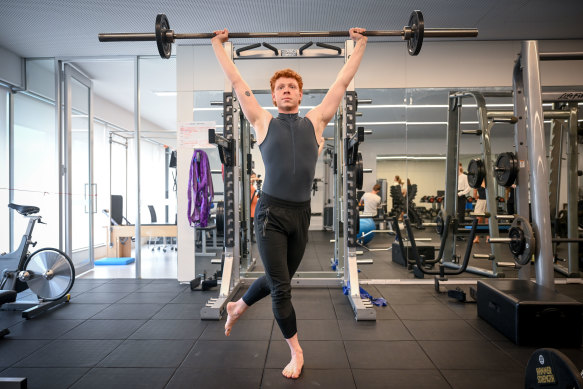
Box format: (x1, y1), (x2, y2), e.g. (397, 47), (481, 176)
(8, 203), (40, 216)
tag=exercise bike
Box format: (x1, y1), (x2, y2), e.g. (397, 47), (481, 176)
(0, 203), (75, 322)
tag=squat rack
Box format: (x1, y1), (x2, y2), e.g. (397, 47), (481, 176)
(201, 40), (376, 321)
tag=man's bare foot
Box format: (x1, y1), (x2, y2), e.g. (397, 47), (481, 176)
(282, 350), (303, 379)
(224, 300), (246, 336)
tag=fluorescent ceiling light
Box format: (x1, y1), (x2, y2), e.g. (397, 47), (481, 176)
(376, 155), (446, 160)
(154, 91), (177, 97)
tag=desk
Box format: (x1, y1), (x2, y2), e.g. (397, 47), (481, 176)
(106, 225), (178, 258)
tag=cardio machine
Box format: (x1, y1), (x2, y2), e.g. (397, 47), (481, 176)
(0, 203), (75, 322)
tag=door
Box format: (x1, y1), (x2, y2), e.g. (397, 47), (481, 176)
(64, 64), (95, 275)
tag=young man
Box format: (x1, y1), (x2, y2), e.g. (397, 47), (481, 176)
(360, 183), (381, 216)
(211, 27), (367, 379)
(472, 180), (488, 244)
(457, 163), (471, 222)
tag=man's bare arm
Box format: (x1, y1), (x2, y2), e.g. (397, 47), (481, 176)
(306, 28), (368, 138)
(211, 29), (271, 141)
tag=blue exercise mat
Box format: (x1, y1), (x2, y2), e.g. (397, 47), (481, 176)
(464, 225), (510, 231)
(95, 257), (135, 266)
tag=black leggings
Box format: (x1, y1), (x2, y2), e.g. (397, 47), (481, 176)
(457, 195), (467, 223)
(242, 193), (311, 339)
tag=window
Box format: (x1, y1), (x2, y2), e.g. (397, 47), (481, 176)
(12, 93), (58, 249)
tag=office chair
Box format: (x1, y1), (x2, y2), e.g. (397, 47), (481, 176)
(147, 205), (166, 252)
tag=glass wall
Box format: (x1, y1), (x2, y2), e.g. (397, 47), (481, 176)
(12, 93), (59, 249)
(110, 131), (128, 212)
(70, 76), (92, 258)
(93, 120), (109, 246)
(137, 56), (177, 278)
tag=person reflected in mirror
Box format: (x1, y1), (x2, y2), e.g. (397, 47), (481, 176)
(359, 183), (381, 216)
(457, 163), (471, 223)
(472, 179), (488, 244)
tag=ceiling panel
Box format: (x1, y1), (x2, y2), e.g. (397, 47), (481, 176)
(1, 0), (582, 59)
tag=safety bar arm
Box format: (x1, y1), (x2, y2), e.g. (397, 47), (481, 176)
(208, 128), (235, 166)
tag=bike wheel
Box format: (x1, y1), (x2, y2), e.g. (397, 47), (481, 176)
(23, 248), (75, 301)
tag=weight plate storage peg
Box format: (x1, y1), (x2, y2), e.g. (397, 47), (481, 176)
(467, 158), (485, 189)
(509, 215), (535, 266)
(495, 152), (519, 187)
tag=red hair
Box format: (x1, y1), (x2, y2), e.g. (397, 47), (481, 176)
(270, 69), (303, 107)
(270, 68), (303, 93)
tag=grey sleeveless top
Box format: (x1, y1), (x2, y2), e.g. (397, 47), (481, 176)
(259, 113), (319, 202)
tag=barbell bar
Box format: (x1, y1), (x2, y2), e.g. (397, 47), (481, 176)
(98, 10), (478, 59)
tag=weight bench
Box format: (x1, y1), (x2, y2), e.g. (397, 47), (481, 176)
(194, 224), (218, 257)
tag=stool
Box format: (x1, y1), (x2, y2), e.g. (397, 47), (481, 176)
(195, 224), (217, 257)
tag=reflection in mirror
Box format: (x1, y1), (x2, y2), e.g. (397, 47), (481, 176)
(357, 88), (407, 279)
(192, 85), (580, 282)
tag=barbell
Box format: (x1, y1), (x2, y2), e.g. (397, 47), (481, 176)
(98, 10), (478, 59)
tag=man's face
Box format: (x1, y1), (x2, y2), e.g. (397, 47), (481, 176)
(272, 77), (303, 112)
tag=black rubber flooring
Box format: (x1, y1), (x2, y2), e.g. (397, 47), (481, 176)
(0, 230), (581, 388)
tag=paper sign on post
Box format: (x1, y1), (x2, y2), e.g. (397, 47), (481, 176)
(178, 121), (216, 148)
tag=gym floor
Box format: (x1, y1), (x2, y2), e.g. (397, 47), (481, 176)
(0, 230), (581, 388)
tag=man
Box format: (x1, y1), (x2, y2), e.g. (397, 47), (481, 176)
(211, 28), (367, 379)
(472, 179), (488, 244)
(360, 183), (381, 216)
(457, 163), (471, 223)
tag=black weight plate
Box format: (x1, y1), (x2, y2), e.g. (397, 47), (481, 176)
(467, 158), (485, 189)
(495, 152), (518, 187)
(525, 348), (583, 389)
(510, 215), (535, 266)
(356, 152), (363, 190)
(155, 14), (172, 59)
(407, 10), (424, 56)
(508, 226), (525, 256)
(216, 201), (224, 236)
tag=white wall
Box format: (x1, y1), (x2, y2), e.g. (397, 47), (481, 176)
(93, 94), (167, 134)
(376, 159), (447, 199)
(0, 46), (24, 88)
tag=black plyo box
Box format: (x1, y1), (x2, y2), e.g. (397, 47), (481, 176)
(477, 279), (583, 347)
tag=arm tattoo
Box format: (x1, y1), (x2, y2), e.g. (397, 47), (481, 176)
(245, 91), (251, 97)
